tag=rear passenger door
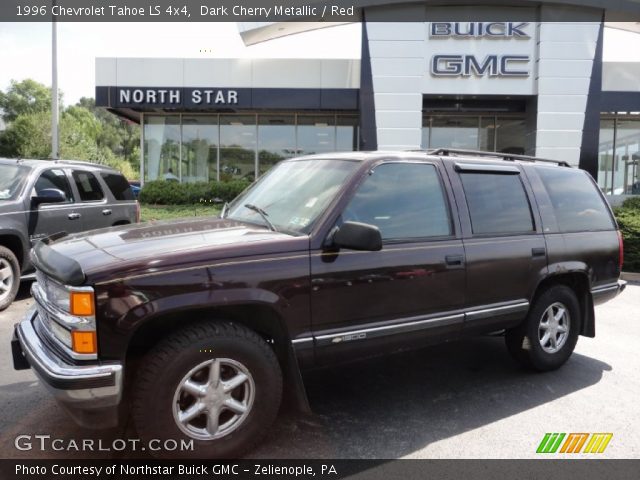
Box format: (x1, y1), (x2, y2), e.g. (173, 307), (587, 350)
(70, 170), (109, 231)
(99, 172), (137, 225)
(445, 161), (547, 335)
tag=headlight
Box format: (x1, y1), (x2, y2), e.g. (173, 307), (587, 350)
(34, 271), (97, 357)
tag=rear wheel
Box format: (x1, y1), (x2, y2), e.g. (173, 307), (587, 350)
(505, 285), (580, 371)
(0, 246), (20, 311)
(132, 321), (282, 458)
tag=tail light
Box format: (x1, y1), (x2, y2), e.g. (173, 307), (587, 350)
(135, 201), (141, 223)
(618, 230), (624, 271)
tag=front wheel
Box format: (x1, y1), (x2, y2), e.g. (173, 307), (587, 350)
(0, 246), (20, 311)
(132, 321), (282, 458)
(505, 285), (581, 371)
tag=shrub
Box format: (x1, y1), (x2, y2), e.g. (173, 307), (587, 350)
(139, 179), (250, 205)
(614, 197), (640, 273)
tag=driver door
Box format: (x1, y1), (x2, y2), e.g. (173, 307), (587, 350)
(310, 161), (466, 365)
(28, 168), (83, 244)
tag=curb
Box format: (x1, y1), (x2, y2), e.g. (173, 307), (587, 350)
(621, 271), (640, 284)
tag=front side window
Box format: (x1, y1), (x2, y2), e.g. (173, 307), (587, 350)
(33, 169), (74, 202)
(342, 163), (452, 240)
(72, 171), (104, 202)
(227, 159), (359, 234)
(0, 164), (29, 201)
(460, 172), (534, 235)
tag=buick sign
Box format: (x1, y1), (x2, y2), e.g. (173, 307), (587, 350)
(430, 22), (530, 38)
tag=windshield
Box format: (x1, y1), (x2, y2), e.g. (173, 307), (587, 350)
(0, 164), (29, 201)
(226, 159), (359, 234)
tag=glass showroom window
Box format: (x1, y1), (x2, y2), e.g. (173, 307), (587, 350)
(336, 115), (360, 152)
(599, 116), (640, 195)
(141, 113), (360, 183)
(182, 116), (218, 182)
(220, 115), (257, 182)
(258, 115), (296, 176)
(598, 119), (615, 194)
(429, 116), (479, 150)
(616, 118), (640, 194)
(422, 115), (525, 154)
(144, 116), (180, 182)
(297, 115), (336, 155)
(495, 117), (526, 155)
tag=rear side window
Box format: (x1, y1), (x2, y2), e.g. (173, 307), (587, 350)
(343, 163), (452, 240)
(101, 172), (134, 201)
(33, 169), (74, 202)
(460, 173), (534, 235)
(72, 171), (104, 202)
(537, 167), (615, 232)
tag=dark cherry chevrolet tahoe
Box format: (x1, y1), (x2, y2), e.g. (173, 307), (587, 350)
(12, 149), (625, 457)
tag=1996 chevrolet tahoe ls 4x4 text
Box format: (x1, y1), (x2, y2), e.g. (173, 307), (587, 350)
(12, 149), (625, 457)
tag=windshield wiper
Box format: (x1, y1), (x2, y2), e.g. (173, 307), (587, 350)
(244, 204), (277, 232)
(220, 202), (229, 219)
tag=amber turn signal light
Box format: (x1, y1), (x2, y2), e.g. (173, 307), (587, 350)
(71, 331), (97, 355)
(70, 291), (95, 316)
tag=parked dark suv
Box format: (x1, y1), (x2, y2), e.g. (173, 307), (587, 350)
(0, 158), (139, 309)
(12, 149), (625, 457)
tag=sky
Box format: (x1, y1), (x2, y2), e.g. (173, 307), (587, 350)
(0, 22), (639, 106)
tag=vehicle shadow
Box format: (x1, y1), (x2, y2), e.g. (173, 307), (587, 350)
(251, 336), (612, 458)
(0, 335), (610, 459)
(15, 279), (34, 302)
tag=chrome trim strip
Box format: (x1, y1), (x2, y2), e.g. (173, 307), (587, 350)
(465, 301), (530, 321)
(591, 284), (619, 294)
(314, 313), (464, 346)
(291, 337), (314, 345)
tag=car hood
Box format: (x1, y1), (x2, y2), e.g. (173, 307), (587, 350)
(36, 217), (308, 285)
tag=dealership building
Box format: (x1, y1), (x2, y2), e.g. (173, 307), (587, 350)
(95, 1), (640, 196)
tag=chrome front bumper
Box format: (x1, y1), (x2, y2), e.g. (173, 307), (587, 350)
(12, 308), (123, 428)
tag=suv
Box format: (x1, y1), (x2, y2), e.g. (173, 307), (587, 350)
(0, 158), (139, 310)
(12, 149), (625, 457)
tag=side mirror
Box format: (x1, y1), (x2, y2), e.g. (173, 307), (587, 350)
(332, 221), (382, 251)
(32, 188), (67, 206)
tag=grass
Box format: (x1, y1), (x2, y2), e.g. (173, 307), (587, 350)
(140, 204), (220, 222)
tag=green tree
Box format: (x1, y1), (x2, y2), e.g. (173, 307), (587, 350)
(76, 96), (140, 168)
(0, 111), (51, 158)
(0, 79), (59, 122)
(0, 80), (139, 179)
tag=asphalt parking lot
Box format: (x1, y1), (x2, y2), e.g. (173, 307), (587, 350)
(0, 281), (638, 459)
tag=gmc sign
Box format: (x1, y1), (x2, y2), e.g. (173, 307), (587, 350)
(431, 54), (530, 77)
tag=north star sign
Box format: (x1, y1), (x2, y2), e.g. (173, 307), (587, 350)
(429, 22), (532, 77)
(116, 88), (239, 107)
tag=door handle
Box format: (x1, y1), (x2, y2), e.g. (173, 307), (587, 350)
(445, 254), (464, 267)
(102, 209), (112, 216)
(532, 247), (546, 258)
(67, 213), (81, 220)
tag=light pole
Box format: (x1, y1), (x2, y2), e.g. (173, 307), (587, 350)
(51, 0), (59, 160)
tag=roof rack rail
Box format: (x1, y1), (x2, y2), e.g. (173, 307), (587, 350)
(427, 148), (571, 167)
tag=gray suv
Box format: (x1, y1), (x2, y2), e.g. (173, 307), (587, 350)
(0, 158), (139, 310)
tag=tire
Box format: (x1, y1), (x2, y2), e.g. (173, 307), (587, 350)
(0, 246), (20, 311)
(131, 321), (282, 458)
(505, 285), (581, 371)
